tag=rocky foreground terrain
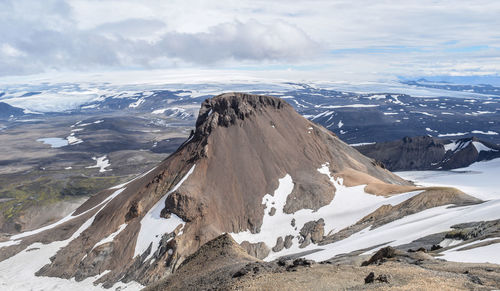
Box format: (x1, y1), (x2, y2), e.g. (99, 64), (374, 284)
(146, 233), (500, 290)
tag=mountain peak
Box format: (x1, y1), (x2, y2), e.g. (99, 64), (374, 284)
(195, 92), (289, 136)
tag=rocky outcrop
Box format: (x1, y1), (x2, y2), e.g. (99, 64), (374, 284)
(272, 237), (284, 252)
(362, 246), (398, 266)
(356, 136), (500, 171)
(299, 219), (325, 244)
(284, 235), (293, 249)
(145, 233), (257, 291)
(283, 173), (335, 214)
(359, 187), (482, 229)
(240, 241), (270, 260)
(195, 92), (288, 135)
(445, 219), (500, 241)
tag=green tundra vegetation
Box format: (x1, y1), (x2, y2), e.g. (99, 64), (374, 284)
(0, 169), (129, 227)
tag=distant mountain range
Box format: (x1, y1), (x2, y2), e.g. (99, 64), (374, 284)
(402, 79), (500, 96)
(0, 102), (24, 120)
(1, 80), (499, 144)
(355, 136), (500, 171)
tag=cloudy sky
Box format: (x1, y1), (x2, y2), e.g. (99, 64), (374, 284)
(1, 0), (500, 81)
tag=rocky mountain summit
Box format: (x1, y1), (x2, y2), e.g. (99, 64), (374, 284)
(0, 93), (497, 290)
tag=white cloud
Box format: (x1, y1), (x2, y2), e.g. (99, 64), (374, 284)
(151, 20), (318, 64)
(1, 44), (24, 57)
(0, 0), (499, 79)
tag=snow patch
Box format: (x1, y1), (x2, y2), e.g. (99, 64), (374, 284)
(439, 238), (463, 248)
(134, 165), (196, 260)
(0, 205), (142, 290)
(66, 132), (83, 145)
(465, 111), (495, 116)
(152, 108), (167, 114)
(410, 111), (436, 117)
(438, 132), (468, 137)
(364, 94), (386, 100)
(81, 104), (98, 109)
(471, 130), (498, 135)
(472, 141), (498, 153)
(390, 95), (406, 105)
(440, 238), (500, 264)
(349, 142), (376, 147)
(128, 97), (145, 108)
(91, 224), (127, 250)
(397, 158), (500, 201)
(311, 110), (333, 120)
(109, 166), (158, 191)
(86, 156), (111, 172)
(231, 164), (422, 261)
(315, 104), (378, 109)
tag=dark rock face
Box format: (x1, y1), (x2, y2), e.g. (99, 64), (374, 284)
(125, 201), (140, 221)
(232, 261), (277, 278)
(284, 174), (335, 214)
(272, 237), (284, 252)
(364, 272), (375, 283)
(284, 235), (293, 249)
(195, 92), (288, 137)
(300, 219), (325, 244)
(356, 136), (500, 171)
(74, 244), (114, 281)
(365, 274), (389, 283)
(299, 234), (312, 248)
(164, 190), (207, 222)
(430, 244), (442, 251)
(285, 258), (315, 272)
(445, 219), (500, 240)
(362, 246), (397, 266)
(357, 136), (444, 171)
